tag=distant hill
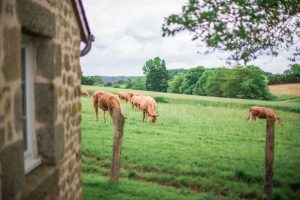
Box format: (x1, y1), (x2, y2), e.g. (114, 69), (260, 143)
(101, 76), (142, 83)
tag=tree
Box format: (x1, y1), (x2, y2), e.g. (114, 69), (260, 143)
(168, 73), (185, 93)
(125, 78), (134, 89)
(192, 70), (214, 95)
(132, 77), (146, 90)
(81, 76), (95, 85)
(283, 64), (300, 83)
(91, 76), (103, 85)
(180, 66), (205, 94)
(143, 57), (169, 92)
(223, 66), (272, 100)
(162, 0), (300, 64)
(205, 68), (229, 97)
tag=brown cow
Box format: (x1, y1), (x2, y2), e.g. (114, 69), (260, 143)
(117, 92), (134, 103)
(140, 96), (158, 123)
(81, 89), (89, 97)
(93, 91), (126, 123)
(130, 95), (145, 110)
(247, 106), (283, 126)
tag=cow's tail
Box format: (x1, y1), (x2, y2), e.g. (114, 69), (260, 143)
(93, 95), (99, 122)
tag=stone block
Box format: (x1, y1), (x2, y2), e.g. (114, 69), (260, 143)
(23, 165), (59, 200)
(34, 83), (57, 124)
(36, 123), (64, 165)
(36, 42), (62, 79)
(17, 0), (55, 37)
(64, 54), (71, 71)
(0, 141), (25, 200)
(2, 27), (21, 81)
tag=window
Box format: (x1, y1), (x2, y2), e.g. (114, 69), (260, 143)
(22, 35), (41, 174)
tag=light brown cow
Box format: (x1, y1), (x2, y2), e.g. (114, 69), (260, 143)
(130, 95), (145, 110)
(93, 91), (126, 123)
(117, 92), (134, 103)
(81, 89), (89, 97)
(140, 96), (158, 123)
(247, 106), (283, 126)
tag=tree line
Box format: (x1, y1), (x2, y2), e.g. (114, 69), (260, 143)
(265, 64), (300, 84)
(81, 57), (300, 100)
(126, 57), (300, 100)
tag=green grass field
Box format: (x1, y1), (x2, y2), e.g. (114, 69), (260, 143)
(81, 86), (300, 200)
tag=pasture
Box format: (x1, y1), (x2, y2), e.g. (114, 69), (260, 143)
(81, 86), (300, 200)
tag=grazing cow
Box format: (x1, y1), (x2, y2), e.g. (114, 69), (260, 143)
(117, 92), (134, 103)
(93, 91), (126, 123)
(81, 89), (89, 97)
(140, 96), (158, 123)
(130, 95), (145, 110)
(247, 106), (283, 126)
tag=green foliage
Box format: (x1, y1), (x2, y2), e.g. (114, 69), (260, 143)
(205, 68), (229, 97)
(222, 66), (272, 100)
(104, 82), (112, 87)
(81, 75), (103, 86)
(192, 70), (215, 95)
(153, 96), (168, 103)
(167, 68), (187, 76)
(167, 66), (272, 100)
(266, 64), (300, 84)
(162, 0), (300, 64)
(81, 76), (95, 85)
(143, 57), (169, 92)
(167, 73), (185, 93)
(283, 64), (300, 83)
(125, 77), (146, 90)
(180, 66), (205, 94)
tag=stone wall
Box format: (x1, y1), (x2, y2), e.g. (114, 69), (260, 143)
(0, 0), (83, 199)
(0, 0), (24, 199)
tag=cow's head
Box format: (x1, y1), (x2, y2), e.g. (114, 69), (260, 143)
(276, 117), (283, 127)
(149, 114), (158, 123)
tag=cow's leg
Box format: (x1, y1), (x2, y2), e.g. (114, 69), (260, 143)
(95, 106), (98, 122)
(103, 111), (106, 123)
(143, 112), (145, 122)
(93, 97), (99, 122)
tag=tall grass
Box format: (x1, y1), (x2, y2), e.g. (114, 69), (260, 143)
(82, 86), (300, 200)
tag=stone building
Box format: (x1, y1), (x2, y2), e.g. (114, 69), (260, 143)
(0, 0), (93, 199)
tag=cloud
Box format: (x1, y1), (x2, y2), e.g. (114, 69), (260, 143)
(80, 0), (292, 76)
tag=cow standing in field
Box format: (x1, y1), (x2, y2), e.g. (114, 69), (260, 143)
(140, 96), (158, 123)
(130, 95), (145, 110)
(81, 89), (89, 97)
(247, 106), (283, 126)
(93, 91), (126, 123)
(118, 92), (134, 103)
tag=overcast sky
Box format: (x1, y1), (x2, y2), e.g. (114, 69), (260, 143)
(80, 0), (293, 76)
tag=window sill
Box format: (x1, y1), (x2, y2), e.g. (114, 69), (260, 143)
(24, 154), (42, 174)
(23, 165), (58, 200)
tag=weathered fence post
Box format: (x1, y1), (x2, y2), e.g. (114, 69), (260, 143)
(263, 118), (275, 200)
(110, 108), (125, 184)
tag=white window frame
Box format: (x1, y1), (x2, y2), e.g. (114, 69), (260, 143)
(22, 35), (41, 174)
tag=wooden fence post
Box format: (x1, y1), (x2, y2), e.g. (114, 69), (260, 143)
(263, 118), (275, 200)
(110, 108), (125, 184)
